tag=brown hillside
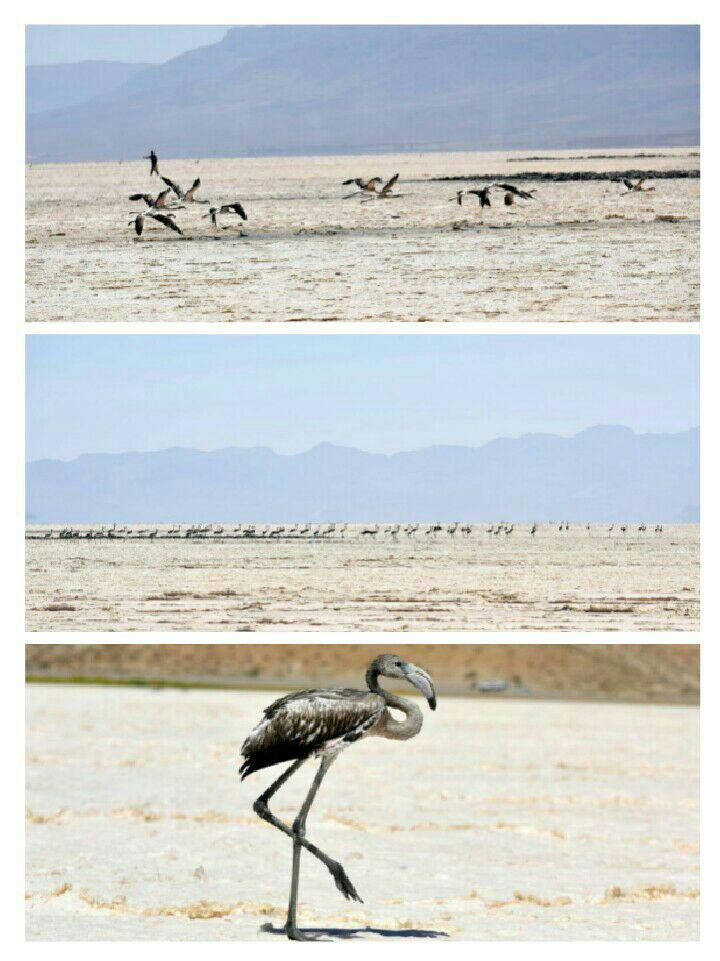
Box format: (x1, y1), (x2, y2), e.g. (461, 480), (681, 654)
(26, 644), (699, 704)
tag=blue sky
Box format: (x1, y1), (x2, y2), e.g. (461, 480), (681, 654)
(26, 335), (700, 462)
(26, 25), (232, 65)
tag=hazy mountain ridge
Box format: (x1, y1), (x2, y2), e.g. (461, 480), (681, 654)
(26, 60), (151, 115)
(26, 426), (700, 524)
(26, 25), (699, 162)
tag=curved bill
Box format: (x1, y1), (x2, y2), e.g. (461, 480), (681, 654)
(406, 666), (437, 711)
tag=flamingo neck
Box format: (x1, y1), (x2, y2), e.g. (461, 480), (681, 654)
(366, 668), (424, 741)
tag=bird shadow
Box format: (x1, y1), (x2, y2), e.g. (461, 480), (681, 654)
(260, 922), (449, 940)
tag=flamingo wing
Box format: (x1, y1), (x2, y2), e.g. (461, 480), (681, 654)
(161, 176), (184, 198)
(185, 178), (201, 200)
(240, 689), (385, 778)
(381, 173), (399, 194)
(150, 213), (183, 235)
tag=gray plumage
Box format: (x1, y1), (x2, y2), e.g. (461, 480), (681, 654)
(128, 187), (173, 209)
(496, 183), (537, 200)
(203, 203), (247, 227)
(457, 187), (492, 207)
(379, 173), (399, 196)
(342, 175), (397, 198)
(129, 192), (154, 207)
(621, 178), (652, 193)
(150, 212), (183, 235)
(240, 653), (436, 941)
(129, 211), (183, 237)
(341, 176), (382, 189)
(161, 175), (206, 202)
(240, 689), (385, 778)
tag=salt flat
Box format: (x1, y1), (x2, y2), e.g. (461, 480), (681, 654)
(25, 524), (699, 631)
(25, 684), (700, 940)
(25, 149), (699, 323)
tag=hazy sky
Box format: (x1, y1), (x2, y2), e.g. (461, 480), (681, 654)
(26, 25), (232, 65)
(26, 335), (699, 462)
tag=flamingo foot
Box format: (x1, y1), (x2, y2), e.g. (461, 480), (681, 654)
(329, 861), (363, 902)
(285, 925), (325, 941)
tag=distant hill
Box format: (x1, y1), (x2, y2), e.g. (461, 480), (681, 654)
(26, 426), (700, 524)
(25, 643), (700, 704)
(26, 25), (699, 162)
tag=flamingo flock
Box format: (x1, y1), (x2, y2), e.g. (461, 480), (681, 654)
(26, 522), (667, 541)
(127, 149), (247, 238)
(122, 148), (659, 241)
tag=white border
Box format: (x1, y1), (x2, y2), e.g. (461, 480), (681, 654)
(14, 4), (713, 26)
(25, 322), (700, 336)
(9, 5), (715, 954)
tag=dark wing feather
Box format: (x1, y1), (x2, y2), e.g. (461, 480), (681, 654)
(381, 173), (399, 194)
(150, 213), (183, 235)
(467, 189), (490, 207)
(229, 203), (247, 220)
(161, 176), (183, 197)
(184, 179), (200, 201)
(240, 689), (384, 778)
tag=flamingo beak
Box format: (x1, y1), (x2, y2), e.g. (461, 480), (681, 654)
(406, 665), (436, 710)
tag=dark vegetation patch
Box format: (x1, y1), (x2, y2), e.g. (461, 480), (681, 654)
(429, 169), (700, 184)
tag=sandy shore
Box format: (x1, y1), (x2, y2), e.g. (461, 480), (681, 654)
(25, 149), (699, 323)
(25, 684), (700, 940)
(26, 524), (699, 632)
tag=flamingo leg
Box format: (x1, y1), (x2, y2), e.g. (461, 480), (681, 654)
(285, 755), (337, 940)
(252, 756), (362, 939)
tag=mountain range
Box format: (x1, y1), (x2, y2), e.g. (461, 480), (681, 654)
(26, 426), (700, 524)
(26, 25), (699, 163)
